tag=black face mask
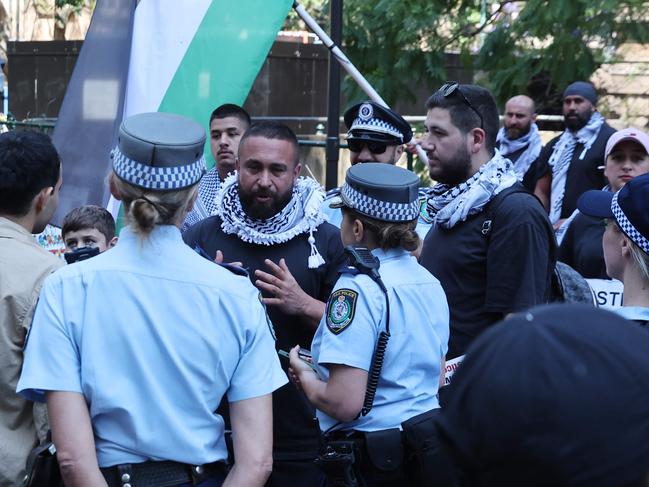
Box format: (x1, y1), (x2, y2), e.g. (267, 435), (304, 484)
(64, 246), (100, 264)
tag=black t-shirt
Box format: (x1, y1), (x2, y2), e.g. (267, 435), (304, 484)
(558, 212), (608, 279)
(419, 185), (556, 359)
(183, 217), (346, 459)
(537, 122), (616, 218)
(496, 142), (543, 193)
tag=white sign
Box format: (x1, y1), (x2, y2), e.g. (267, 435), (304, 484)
(586, 278), (624, 309)
(443, 354), (465, 386)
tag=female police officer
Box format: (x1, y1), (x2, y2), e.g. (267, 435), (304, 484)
(18, 112), (287, 487)
(289, 163), (450, 486)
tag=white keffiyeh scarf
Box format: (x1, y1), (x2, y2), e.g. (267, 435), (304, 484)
(426, 150), (518, 229)
(216, 173), (327, 268)
(496, 123), (543, 182)
(548, 111), (604, 224)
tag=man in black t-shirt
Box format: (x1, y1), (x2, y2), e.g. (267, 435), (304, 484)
(534, 81), (615, 231)
(184, 122), (345, 486)
(419, 83), (555, 359)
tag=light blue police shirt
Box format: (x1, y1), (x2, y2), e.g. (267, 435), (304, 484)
(18, 225), (287, 467)
(322, 190), (434, 240)
(611, 306), (649, 323)
(311, 248), (449, 432)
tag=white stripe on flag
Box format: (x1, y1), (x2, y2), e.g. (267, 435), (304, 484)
(124, 0), (211, 115)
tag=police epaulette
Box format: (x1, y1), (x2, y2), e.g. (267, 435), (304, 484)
(325, 187), (341, 199)
(218, 263), (249, 277)
(338, 265), (360, 276)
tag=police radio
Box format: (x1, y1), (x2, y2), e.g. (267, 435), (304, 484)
(343, 245), (390, 417)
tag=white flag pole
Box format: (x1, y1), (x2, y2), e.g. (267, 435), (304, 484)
(293, 1), (428, 163)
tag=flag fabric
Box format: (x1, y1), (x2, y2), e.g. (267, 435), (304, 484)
(51, 0), (136, 225)
(53, 0), (293, 225)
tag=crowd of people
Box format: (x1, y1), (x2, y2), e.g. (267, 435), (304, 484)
(2, 79), (649, 487)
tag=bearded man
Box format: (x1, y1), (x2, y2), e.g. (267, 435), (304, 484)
(496, 94), (543, 192)
(183, 121), (345, 486)
(534, 81), (615, 230)
(418, 83), (555, 361)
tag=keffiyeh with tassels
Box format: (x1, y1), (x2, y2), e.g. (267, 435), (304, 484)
(426, 150), (518, 229)
(216, 173), (327, 268)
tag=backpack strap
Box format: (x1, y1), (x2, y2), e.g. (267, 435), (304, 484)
(481, 184), (531, 238)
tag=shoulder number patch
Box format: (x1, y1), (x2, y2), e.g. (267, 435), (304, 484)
(326, 288), (358, 334)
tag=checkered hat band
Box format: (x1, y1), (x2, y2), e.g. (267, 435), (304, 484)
(341, 183), (419, 222)
(612, 192), (649, 254)
(112, 147), (206, 190)
(350, 117), (403, 141)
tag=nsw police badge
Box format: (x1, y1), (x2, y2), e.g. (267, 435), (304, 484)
(326, 288), (358, 334)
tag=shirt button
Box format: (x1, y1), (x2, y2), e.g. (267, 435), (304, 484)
(194, 465), (204, 474)
(123, 484), (131, 487)
(121, 473), (131, 482)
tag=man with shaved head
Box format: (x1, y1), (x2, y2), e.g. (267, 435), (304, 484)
(496, 94), (543, 191)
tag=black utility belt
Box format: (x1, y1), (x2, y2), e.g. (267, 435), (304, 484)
(318, 409), (444, 487)
(100, 459), (228, 487)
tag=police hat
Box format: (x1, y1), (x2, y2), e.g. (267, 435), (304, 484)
(577, 172), (649, 255)
(112, 112), (206, 190)
(344, 101), (412, 144)
(329, 163), (420, 222)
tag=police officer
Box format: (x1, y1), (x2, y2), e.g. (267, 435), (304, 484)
(18, 112), (287, 487)
(321, 102), (428, 230)
(290, 163), (450, 486)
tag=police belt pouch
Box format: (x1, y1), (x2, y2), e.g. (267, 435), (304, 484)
(23, 441), (62, 487)
(401, 408), (450, 485)
(362, 428), (403, 472)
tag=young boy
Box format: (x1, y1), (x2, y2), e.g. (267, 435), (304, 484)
(62, 205), (117, 254)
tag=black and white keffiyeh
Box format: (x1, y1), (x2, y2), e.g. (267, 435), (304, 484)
(426, 150), (518, 229)
(182, 168), (220, 232)
(216, 173), (327, 268)
(496, 123), (543, 182)
(548, 111), (605, 224)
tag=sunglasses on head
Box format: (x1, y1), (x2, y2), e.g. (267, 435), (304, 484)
(439, 81), (484, 129)
(347, 139), (391, 154)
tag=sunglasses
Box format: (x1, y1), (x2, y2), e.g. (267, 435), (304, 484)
(439, 81), (484, 129)
(347, 139), (391, 154)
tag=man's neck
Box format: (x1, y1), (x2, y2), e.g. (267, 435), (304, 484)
(467, 149), (494, 179)
(0, 213), (36, 233)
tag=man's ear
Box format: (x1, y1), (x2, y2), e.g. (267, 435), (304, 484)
(293, 162), (302, 180)
(107, 236), (118, 249)
(33, 186), (53, 213)
(531, 113), (538, 123)
(469, 128), (486, 154)
(235, 157), (241, 172)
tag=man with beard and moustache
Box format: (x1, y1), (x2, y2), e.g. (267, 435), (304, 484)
(183, 121), (346, 487)
(182, 104), (250, 232)
(418, 83), (555, 362)
(496, 95), (544, 192)
(534, 81), (616, 232)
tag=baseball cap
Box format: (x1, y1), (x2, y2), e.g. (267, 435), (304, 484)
(604, 127), (649, 161)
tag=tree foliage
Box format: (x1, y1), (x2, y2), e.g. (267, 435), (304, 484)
(290, 0), (649, 108)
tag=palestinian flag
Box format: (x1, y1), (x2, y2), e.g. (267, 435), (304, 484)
(53, 0), (292, 225)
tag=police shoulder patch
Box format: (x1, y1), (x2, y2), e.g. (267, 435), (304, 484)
(326, 288), (358, 335)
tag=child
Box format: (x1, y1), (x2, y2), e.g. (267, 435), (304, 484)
(62, 205), (117, 253)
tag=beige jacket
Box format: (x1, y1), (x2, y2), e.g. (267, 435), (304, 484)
(0, 217), (62, 486)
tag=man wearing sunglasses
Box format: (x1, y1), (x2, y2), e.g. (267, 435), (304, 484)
(418, 83), (555, 361)
(322, 101), (436, 240)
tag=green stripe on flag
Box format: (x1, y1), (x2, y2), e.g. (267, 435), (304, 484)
(158, 0), (292, 169)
